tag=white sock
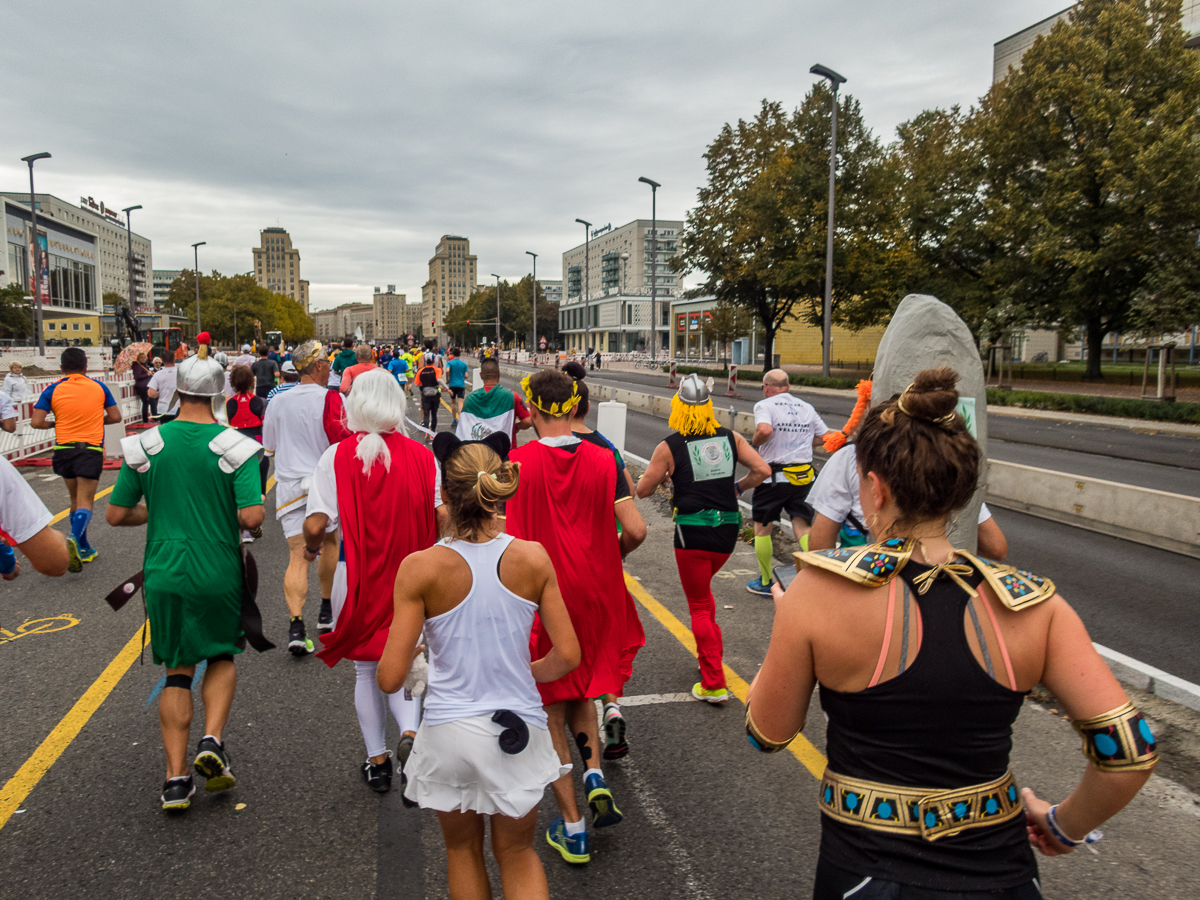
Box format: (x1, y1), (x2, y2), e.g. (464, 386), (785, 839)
(603, 702), (621, 716)
(202, 734), (221, 747)
(564, 817), (586, 836)
(584, 767), (603, 781)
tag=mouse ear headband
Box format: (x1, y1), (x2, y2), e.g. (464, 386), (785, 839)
(432, 430), (512, 469)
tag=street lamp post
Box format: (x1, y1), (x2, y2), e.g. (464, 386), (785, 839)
(21, 152), (51, 354)
(638, 177), (661, 360)
(525, 251), (538, 352)
(810, 64), (847, 378)
(491, 274), (501, 349)
(122, 206), (143, 341)
(191, 241), (207, 336)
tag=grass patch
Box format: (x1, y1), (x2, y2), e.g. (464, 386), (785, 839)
(666, 365), (859, 391)
(987, 387), (1200, 424)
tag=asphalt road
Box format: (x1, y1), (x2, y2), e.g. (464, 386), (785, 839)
(583, 398), (1200, 685)
(564, 365), (1200, 493)
(3, 443), (1200, 899)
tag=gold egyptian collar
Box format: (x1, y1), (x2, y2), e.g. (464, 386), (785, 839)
(796, 541), (1055, 611)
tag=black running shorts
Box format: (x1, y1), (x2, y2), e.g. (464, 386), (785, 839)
(450, 386), (465, 399)
(52, 447), (104, 481)
(751, 480), (814, 526)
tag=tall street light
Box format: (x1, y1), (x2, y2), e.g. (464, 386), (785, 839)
(810, 63), (847, 378)
(191, 241), (206, 336)
(21, 152), (51, 354)
(575, 218), (592, 354)
(638, 177), (661, 360)
(491, 274), (502, 349)
(525, 251), (538, 352)
(122, 206), (143, 337)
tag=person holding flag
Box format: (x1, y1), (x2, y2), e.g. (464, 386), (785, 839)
(455, 358), (531, 443)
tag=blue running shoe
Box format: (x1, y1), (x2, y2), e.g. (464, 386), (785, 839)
(746, 576), (772, 597)
(546, 817), (590, 864)
(78, 545), (98, 564)
(584, 772), (623, 829)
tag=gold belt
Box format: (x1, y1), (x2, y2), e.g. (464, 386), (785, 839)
(818, 769), (1021, 842)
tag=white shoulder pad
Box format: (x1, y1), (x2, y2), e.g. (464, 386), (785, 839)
(119, 429), (166, 473)
(208, 428), (263, 474)
(120, 435), (150, 473)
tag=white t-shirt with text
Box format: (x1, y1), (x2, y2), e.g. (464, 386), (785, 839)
(147, 367), (179, 415)
(753, 392), (828, 472)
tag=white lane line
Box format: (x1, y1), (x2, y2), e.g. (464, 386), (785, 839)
(620, 758), (715, 900)
(618, 693), (695, 707)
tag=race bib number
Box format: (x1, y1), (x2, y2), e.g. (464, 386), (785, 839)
(688, 437), (734, 482)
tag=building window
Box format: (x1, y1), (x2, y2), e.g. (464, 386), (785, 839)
(84, 323), (91, 331)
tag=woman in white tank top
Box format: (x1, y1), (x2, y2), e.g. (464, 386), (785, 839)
(378, 432), (580, 900)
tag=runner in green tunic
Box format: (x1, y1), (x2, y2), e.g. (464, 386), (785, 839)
(108, 345), (266, 812)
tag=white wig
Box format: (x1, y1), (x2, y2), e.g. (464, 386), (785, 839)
(344, 368), (407, 473)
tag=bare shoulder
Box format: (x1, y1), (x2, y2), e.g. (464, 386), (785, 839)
(397, 544), (455, 590)
(784, 566), (884, 621)
(503, 537), (554, 573)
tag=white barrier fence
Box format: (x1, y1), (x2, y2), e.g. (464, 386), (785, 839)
(1, 374), (140, 463)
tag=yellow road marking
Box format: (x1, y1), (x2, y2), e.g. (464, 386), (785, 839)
(49, 487), (113, 525)
(0, 624), (147, 829)
(0, 477), (280, 831)
(623, 571), (827, 779)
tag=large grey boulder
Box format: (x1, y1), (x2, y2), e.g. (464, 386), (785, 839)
(871, 294), (987, 553)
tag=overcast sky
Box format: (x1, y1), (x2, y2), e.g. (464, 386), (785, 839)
(1, 1), (1067, 311)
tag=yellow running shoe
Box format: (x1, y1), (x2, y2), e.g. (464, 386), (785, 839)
(691, 682), (730, 704)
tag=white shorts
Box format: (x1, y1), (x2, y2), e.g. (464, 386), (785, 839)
(403, 715), (570, 818)
(278, 504), (307, 539)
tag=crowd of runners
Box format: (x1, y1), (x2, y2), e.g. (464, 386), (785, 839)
(0, 337), (1162, 900)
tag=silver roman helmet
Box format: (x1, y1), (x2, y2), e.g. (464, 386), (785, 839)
(677, 373), (715, 405)
(176, 351), (229, 425)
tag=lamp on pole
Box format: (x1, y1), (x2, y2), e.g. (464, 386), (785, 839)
(21, 152), (51, 354)
(491, 274), (502, 349)
(810, 63), (847, 378)
(525, 251), (538, 352)
(191, 241), (206, 336)
(637, 177), (661, 360)
(574, 219), (592, 355)
(122, 206), (142, 334)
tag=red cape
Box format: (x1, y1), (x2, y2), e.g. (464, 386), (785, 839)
(317, 432), (437, 666)
(508, 439), (644, 704)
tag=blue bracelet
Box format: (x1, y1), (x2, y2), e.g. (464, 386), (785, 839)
(1045, 804), (1103, 848)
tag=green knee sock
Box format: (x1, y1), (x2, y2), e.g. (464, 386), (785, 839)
(755, 536), (774, 584)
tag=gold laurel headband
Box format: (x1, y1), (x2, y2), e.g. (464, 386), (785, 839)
(896, 383), (958, 426)
(521, 374), (581, 417)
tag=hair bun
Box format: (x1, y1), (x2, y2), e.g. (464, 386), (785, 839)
(901, 367), (960, 421)
(562, 361), (587, 381)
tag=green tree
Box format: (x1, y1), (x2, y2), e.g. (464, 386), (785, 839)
(444, 277), (558, 349)
(170, 270), (315, 346)
(979, 0), (1200, 379)
(700, 300), (750, 371)
(0, 284), (32, 339)
(675, 92), (905, 372)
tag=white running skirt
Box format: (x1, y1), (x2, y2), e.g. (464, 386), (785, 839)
(403, 715), (570, 818)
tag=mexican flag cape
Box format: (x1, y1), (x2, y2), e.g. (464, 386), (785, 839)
(455, 384), (517, 441)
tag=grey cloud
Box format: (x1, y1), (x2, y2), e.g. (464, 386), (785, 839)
(2, 1), (1064, 308)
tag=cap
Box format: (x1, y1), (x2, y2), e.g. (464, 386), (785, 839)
(175, 355), (227, 398)
(242, 344), (252, 352)
(677, 373), (713, 405)
(214, 351), (229, 367)
(281, 361), (297, 373)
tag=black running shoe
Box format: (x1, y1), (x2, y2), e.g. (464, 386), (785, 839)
(317, 600), (333, 635)
(193, 737), (236, 792)
(161, 776), (195, 811)
(396, 733), (417, 808)
(361, 755), (393, 793)
(288, 619), (314, 656)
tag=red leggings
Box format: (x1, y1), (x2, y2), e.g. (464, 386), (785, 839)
(674, 548), (731, 690)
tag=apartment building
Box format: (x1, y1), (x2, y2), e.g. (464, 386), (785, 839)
(420, 234), (477, 344)
(252, 227), (310, 311)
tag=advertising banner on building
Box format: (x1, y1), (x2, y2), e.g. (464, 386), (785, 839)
(28, 232), (49, 302)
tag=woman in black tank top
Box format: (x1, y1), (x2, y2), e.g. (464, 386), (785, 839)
(747, 369), (1157, 899)
(635, 374), (770, 703)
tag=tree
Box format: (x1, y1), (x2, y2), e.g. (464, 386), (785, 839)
(168, 270), (315, 346)
(0, 284), (32, 339)
(979, 0), (1200, 379)
(443, 276), (558, 349)
(675, 92), (906, 372)
(700, 301), (750, 371)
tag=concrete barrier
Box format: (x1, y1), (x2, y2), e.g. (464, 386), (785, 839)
(986, 460), (1200, 560)
(498, 362), (1200, 559)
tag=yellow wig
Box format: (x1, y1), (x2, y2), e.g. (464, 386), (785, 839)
(669, 393), (719, 437)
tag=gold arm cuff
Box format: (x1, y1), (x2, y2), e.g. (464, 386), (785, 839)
(745, 703), (800, 754)
(1073, 701), (1159, 772)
